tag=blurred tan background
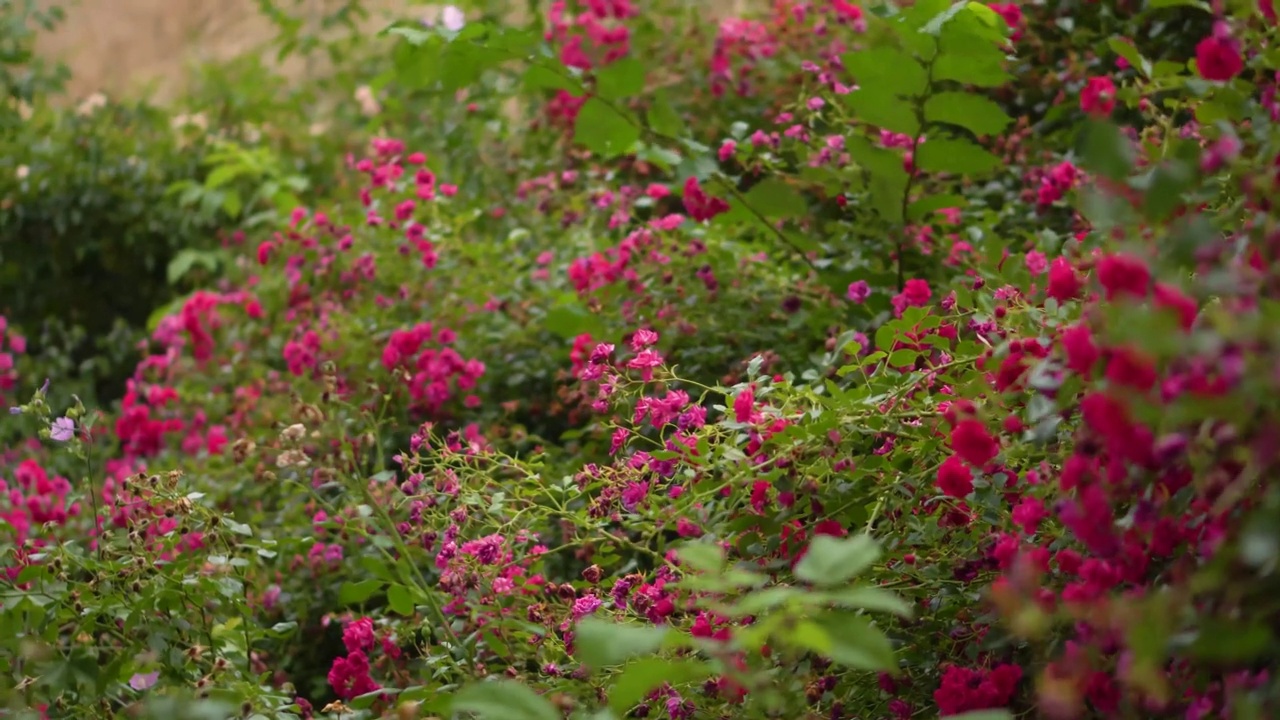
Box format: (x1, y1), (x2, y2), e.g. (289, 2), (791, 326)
(33, 0), (428, 102)
(32, 0), (748, 104)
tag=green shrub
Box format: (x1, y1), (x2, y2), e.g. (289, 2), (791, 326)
(0, 101), (221, 402)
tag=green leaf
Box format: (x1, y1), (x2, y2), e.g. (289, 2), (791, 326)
(1147, 0), (1212, 11)
(574, 618), (667, 668)
(794, 534), (882, 587)
(919, 1), (969, 35)
(1077, 120), (1134, 181)
(1188, 619), (1274, 663)
(387, 584), (415, 616)
(646, 91), (686, 138)
(677, 542), (725, 573)
(790, 620), (834, 654)
(820, 613), (898, 671)
(743, 177), (807, 219)
(608, 658), (715, 716)
(888, 349), (919, 366)
(338, 579), (382, 605)
(1137, 160), (1195, 222)
(816, 586), (914, 618)
(941, 712), (1015, 720)
(915, 138), (1001, 175)
(524, 64), (583, 93)
(843, 88), (920, 135)
(841, 47), (929, 96)
(923, 91), (1011, 135)
(574, 97), (641, 158)
(847, 136), (910, 223)
(1108, 37), (1152, 78)
(728, 586), (804, 616)
(933, 28), (1010, 87)
(451, 680), (559, 720)
(204, 165), (240, 190)
(907, 193), (965, 221)
(595, 57), (646, 100)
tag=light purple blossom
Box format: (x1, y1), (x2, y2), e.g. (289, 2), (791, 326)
(441, 5), (465, 31)
(50, 416), (75, 442)
(128, 671), (159, 691)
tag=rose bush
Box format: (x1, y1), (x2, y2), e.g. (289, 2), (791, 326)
(3, 0), (1280, 719)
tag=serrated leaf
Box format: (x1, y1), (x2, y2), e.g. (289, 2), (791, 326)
(817, 586), (914, 618)
(204, 165), (239, 190)
(574, 97), (641, 158)
(923, 91), (1011, 135)
(915, 138), (1001, 175)
(574, 618), (667, 669)
(387, 584), (415, 616)
(338, 579), (382, 605)
(524, 64), (583, 93)
(595, 57), (646, 100)
(847, 136), (910, 223)
(907, 193), (965, 220)
(1077, 120), (1134, 181)
(820, 614), (898, 671)
(743, 177), (807, 219)
(844, 88), (920, 135)
(646, 91), (685, 138)
(451, 680), (559, 720)
(933, 28), (1010, 87)
(677, 542), (725, 573)
(608, 658), (714, 716)
(794, 534), (882, 587)
(841, 47), (929, 96)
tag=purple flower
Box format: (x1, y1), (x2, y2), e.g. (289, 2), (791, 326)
(128, 671), (159, 691)
(846, 280), (871, 304)
(8, 406), (21, 415)
(50, 416), (75, 442)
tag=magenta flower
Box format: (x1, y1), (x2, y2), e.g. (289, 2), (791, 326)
(50, 416), (75, 442)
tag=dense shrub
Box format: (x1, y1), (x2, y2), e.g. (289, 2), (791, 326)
(3, 1), (1280, 719)
(0, 100), (225, 402)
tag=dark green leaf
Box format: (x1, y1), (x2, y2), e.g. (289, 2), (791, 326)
(743, 178), (807, 219)
(841, 48), (929, 96)
(646, 91), (686, 138)
(387, 584), (415, 616)
(933, 29), (1010, 87)
(1138, 160), (1195, 222)
(1077, 120), (1134, 181)
(923, 91), (1011, 135)
(941, 712), (1015, 720)
(907, 193), (965, 220)
(338, 579), (382, 605)
(524, 65), (583, 93)
(595, 58), (646, 100)
(915, 138), (1002, 175)
(843, 88), (920, 135)
(1188, 619), (1274, 663)
(574, 98), (641, 158)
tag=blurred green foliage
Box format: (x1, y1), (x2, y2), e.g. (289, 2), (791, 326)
(0, 101), (219, 401)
